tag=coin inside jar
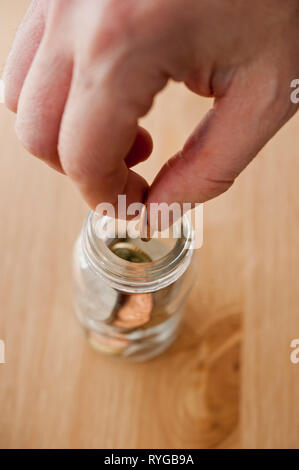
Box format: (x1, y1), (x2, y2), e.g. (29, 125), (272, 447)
(113, 293), (153, 329)
(88, 331), (130, 355)
(111, 242), (152, 263)
(110, 241), (153, 329)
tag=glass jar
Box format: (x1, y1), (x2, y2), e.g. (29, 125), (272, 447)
(72, 211), (196, 361)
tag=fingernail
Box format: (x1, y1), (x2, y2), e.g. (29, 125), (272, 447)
(0, 79), (5, 104)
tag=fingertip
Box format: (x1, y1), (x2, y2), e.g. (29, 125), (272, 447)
(125, 126), (153, 168)
(138, 127), (153, 154)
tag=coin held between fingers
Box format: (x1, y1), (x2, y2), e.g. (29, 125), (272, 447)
(138, 204), (151, 242)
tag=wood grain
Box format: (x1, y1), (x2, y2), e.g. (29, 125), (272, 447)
(0, 0), (298, 449)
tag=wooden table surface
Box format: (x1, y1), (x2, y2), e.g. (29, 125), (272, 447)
(1, 1), (299, 450)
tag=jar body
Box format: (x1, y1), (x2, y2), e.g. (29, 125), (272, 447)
(72, 213), (196, 361)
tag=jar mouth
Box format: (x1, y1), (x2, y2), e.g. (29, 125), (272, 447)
(81, 211), (194, 293)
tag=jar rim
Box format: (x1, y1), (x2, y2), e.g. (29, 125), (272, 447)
(81, 210), (194, 293)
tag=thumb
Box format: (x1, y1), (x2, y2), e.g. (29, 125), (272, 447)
(148, 66), (297, 207)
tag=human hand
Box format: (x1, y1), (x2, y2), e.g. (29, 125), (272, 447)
(3, 0), (299, 210)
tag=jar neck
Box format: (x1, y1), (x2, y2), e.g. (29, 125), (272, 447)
(81, 211), (194, 293)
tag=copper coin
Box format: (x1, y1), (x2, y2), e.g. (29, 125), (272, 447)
(139, 309), (168, 330)
(113, 293), (153, 329)
(138, 205), (151, 242)
(88, 331), (130, 355)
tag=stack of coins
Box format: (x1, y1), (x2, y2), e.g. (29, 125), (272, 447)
(111, 241), (153, 330)
(88, 240), (155, 356)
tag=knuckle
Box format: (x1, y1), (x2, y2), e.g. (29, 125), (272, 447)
(198, 172), (234, 199)
(99, 0), (137, 38)
(79, 0), (144, 63)
(49, 0), (70, 19)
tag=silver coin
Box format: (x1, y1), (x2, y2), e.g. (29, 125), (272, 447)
(111, 242), (152, 263)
